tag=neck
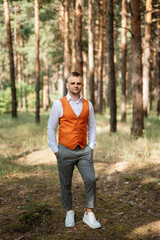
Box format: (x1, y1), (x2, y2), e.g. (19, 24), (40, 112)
(68, 92), (81, 101)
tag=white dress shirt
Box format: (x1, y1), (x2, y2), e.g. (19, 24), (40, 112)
(47, 93), (96, 153)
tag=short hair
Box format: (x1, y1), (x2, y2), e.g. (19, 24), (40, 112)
(67, 72), (82, 82)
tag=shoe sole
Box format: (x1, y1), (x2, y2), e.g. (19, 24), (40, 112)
(83, 217), (101, 229)
(65, 223), (75, 227)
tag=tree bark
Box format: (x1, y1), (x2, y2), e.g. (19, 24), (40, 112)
(34, 0), (40, 123)
(17, 3), (23, 109)
(88, 0), (95, 107)
(71, 0), (76, 72)
(83, 51), (87, 98)
(107, 0), (117, 132)
(155, 0), (160, 115)
(142, 0), (152, 117)
(3, 0), (17, 118)
(43, 52), (49, 111)
(76, 0), (83, 75)
(130, 0), (144, 137)
(64, 0), (70, 96)
(14, 4), (17, 79)
(59, 1), (65, 41)
(98, 0), (106, 114)
(121, 0), (127, 122)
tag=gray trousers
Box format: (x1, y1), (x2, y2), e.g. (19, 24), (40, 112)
(57, 143), (96, 210)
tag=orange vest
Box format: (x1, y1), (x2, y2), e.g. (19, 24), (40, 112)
(59, 96), (89, 150)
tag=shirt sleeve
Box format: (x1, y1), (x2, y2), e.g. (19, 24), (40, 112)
(87, 101), (96, 150)
(47, 100), (62, 153)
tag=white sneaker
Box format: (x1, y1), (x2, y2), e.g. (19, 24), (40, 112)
(65, 210), (75, 227)
(83, 211), (101, 229)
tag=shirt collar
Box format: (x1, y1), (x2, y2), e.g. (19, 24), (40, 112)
(67, 93), (83, 103)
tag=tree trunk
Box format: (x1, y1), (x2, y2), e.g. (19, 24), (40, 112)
(76, 0), (83, 75)
(83, 51), (87, 98)
(17, 3), (23, 109)
(94, 18), (100, 112)
(107, 0), (117, 132)
(34, 0), (40, 123)
(14, 5), (17, 79)
(142, 0), (152, 117)
(71, 0), (76, 72)
(3, 0), (17, 118)
(130, 0), (144, 137)
(64, 0), (70, 96)
(43, 52), (49, 111)
(155, 1), (160, 115)
(16, 3), (26, 110)
(88, 0), (95, 106)
(59, 1), (65, 41)
(121, 0), (127, 122)
(98, 0), (106, 114)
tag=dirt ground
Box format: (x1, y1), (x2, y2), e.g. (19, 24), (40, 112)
(0, 148), (160, 240)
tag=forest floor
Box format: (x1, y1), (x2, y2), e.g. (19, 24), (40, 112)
(0, 111), (160, 240)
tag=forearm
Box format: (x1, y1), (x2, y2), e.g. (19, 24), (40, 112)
(88, 126), (96, 149)
(47, 101), (61, 153)
(47, 125), (58, 153)
(88, 102), (96, 150)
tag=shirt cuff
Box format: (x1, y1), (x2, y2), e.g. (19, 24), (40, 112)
(52, 146), (59, 153)
(88, 143), (95, 150)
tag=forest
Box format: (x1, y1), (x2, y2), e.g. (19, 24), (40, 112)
(0, 0), (160, 240)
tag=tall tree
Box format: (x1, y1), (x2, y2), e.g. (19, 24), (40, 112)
(88, 0), (95, 106)
(17, 3), (24, 109)
(130, 0), (144, 137)
(59, 1), (65, 41)
(14, 4), (17, 79)
(121, 0), (127, 122)
(64, 0), (70, 96)
(155, 0), (160, 115)
(34, 0), (40, 123)
(43, 51), (49, 111)
(3, 0), (17, 118)
(76, 0), (83, 75)
(71, 0), (76, 72)
(142, 0), (152, 117)
(107, 0), (117, 132)
(59, 1), (65, 98)
(98, 0), (106, 113)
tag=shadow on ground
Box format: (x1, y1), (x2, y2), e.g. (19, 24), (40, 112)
(0, 148), (160, 240)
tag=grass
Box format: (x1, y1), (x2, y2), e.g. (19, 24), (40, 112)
(0, 111), (49, 176)
(0, 109), (160, 240)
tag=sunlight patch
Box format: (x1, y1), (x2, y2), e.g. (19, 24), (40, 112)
(127, 220), (160, 239)
(16, 148), (56, 166)
(96, 126), (109, 133)
(104, 161), (129, 175)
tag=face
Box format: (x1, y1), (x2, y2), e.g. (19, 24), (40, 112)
(66, 76), (84, 96)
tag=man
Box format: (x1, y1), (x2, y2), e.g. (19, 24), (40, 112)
(47, 72), (101, 229)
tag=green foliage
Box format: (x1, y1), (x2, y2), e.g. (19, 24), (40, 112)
(4, 199), (53, 233)
(19, 199), (52, 229)
(0, 0), (63, 114)
(0, 87), (12, 114)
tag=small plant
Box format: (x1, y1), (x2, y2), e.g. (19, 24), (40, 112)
(18, 199), (53, 231)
